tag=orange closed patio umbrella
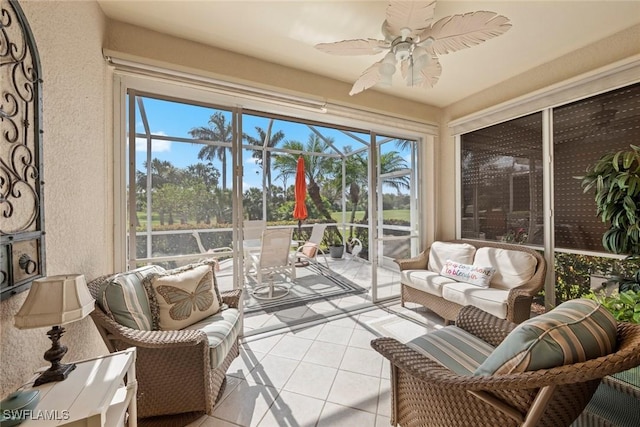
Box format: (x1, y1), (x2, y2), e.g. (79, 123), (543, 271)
(293, 156), (308, 238)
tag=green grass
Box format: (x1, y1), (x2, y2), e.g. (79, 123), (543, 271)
(330, 209), (410, 222)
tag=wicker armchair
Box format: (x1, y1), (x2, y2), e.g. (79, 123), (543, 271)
(87, 274), (242, 425)
(371, 305), (640, 427)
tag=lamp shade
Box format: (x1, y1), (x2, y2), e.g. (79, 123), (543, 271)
(14, 274), (95, 329)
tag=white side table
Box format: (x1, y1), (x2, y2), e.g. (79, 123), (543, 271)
(20, 347), (137, 427)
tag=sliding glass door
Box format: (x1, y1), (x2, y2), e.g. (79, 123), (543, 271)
(121, 84), (427, 303)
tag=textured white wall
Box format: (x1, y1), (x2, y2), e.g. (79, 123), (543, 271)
(1, 0), (109, 398)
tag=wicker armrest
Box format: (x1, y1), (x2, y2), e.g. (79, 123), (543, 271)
(394, 250), (429, 271)
(221, 288), (242, 309)
(506, 288), (538, 323)
(90, 308), (208, 348)
(371, 337), (468, 386)
(454, 305), (516, 347)
(371, 337), (529, 391)
(372, 335), (640, 392)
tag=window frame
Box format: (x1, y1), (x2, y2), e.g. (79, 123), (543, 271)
(453, 58), (640, 308)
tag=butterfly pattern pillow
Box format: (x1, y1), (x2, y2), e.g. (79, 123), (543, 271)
(148, 264), (220, 330)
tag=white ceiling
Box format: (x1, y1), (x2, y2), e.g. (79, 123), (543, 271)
(97, 1), (640, 108)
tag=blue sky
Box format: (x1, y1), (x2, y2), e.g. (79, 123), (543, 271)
(131, 96), (411, 191)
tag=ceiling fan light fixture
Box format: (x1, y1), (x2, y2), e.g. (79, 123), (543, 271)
(411, 45), (430, 69)
(380, 51), (397, 76)
(379, 72), (393, 87)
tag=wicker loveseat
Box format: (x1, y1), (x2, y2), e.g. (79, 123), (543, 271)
(371, 302), (640, 427)
(396, 240), (546, 324)
(87, 262), (242, 425)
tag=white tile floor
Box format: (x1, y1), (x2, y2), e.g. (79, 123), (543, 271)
(189, 255), (441, 426)
(187, 301), (441, 427)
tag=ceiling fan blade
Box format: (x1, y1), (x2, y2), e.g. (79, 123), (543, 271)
(418, 11), (511, 55)
(383, 1), (437, 39)
(349, 61), (384, 96)
(401, 56), (442, 88)
(414, 56), (442, 87)
(315, 38), (390, 55)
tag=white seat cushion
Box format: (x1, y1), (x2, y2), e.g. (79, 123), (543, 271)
(427, 242), (476, 273)
(473, 247), (537, 290)
(442, 282), (510, 319)
(401, 270), (460, 297)
(185, 307), (242, 369)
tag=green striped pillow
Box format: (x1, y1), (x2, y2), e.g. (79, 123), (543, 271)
(97, 265), (165, 330)
(408, 326), (495, 375)
(475, 299), (617, 376)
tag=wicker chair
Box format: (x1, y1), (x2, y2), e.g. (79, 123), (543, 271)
(371, 305), (640, 427)
(87, 274), (242, 426)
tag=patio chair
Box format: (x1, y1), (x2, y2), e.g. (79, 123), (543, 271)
(243, 219), (266, 273)
(249, 228), (296, 299)
(243, 219), (266, 240)
(294, 223), (329, 268)
(192, 231), (232, 269)
(371, 302), (640, 427)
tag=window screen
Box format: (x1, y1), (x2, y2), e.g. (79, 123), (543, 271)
(553, 83), (640, 251)
(460, 113), (543, 244)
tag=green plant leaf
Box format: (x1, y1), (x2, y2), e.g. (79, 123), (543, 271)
(619, 291), (636, 305)
(624, 151), (633, 169)
(613, 151), (621, 172)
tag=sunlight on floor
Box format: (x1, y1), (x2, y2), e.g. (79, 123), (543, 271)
(216, 255), (403, 336)
(186, 300), (443, 427)
(188, 255), (433, 426)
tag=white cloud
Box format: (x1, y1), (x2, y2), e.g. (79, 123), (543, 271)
(135, 131), (171, 152)
(245, 156), (260, 166)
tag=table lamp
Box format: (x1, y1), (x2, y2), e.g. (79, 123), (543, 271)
(14, 274), (95, 386)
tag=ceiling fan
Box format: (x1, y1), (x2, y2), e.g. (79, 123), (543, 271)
(315, 1), (512, 96)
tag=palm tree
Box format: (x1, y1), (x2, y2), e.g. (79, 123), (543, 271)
(243, 124), (285, 195)
(331, 148), (410, 232)
(135, 159), (184, 225)
(331, 148), (368, 232)
(188, 112), (231, 190)
(186, 162), (220, 189)
(136, 158), (182, 198)
(380, 151), (411, 193)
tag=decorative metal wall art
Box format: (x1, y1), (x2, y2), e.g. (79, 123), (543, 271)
(0, 0), (46, 300)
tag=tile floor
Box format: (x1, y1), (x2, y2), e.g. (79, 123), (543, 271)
(191, 253), (439, 426)
(187, 302), (442, 427)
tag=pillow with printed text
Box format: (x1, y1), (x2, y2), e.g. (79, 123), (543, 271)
(441, 259), (495, 288)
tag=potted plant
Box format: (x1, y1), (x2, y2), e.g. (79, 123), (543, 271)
(579, 144), (640, 292)
(327, 229), (344, 259)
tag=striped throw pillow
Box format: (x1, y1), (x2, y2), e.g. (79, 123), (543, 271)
(408, 326), (495, 375)
(475, 299), (617, 376)
(97, 265), (165, 330)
